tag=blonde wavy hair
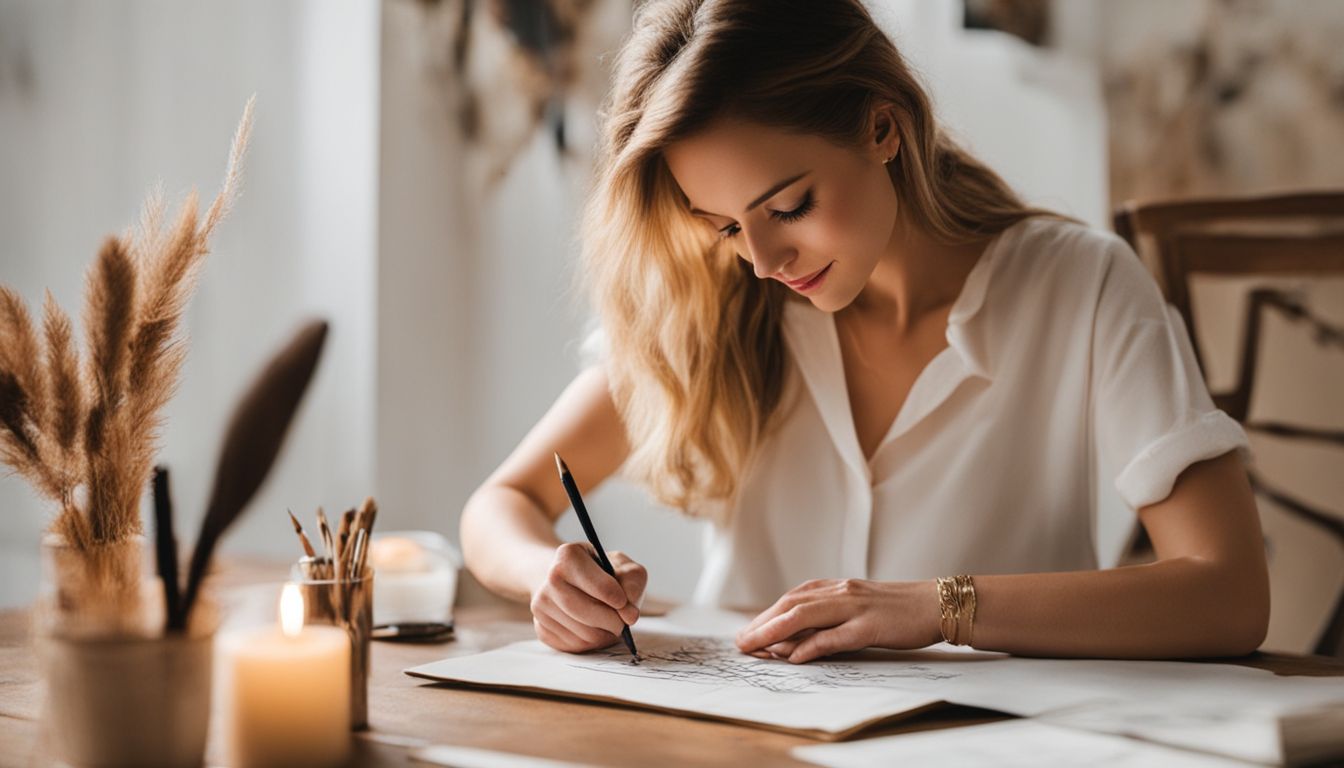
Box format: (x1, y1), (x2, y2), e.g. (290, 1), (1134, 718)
(581, 0), (1056, 517)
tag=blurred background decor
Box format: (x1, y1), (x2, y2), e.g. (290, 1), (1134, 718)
(963, 0), (1051, 46)
(0, 0), (1340, 658)
(412, 0), (605, 182)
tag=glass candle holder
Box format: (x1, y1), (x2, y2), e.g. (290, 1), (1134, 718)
(289, 568), (374, 730)
(367, 531), (459, 627)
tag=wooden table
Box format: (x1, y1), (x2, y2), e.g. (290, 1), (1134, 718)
(3, 585), (1344, 767)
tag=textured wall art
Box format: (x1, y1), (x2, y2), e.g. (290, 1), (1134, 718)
(1103, 0), (1344, 205)
(963, 0), (1051, 47)
(411, 0), (626, 183)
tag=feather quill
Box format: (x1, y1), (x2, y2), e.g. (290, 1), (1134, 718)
(174, 319), (329, 630)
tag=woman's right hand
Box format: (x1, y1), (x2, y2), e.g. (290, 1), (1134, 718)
(529, 542), (647, 653)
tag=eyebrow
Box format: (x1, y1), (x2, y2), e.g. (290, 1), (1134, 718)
(687, 172), (810, 218)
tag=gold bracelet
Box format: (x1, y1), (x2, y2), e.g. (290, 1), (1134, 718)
(936, 575), (977, 647)
(937, 577), (959, 645)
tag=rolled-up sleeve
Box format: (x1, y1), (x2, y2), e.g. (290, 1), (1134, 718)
(1091, 238), (1249, 510)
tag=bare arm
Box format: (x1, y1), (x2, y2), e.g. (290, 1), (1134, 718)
(969, 450), (1270, 658)
(738, 450), (1272, 661)
(460, 365), (646, 652)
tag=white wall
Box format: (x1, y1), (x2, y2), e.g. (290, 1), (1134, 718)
(876, 0), (1109, 229)
(0, 0), (380, 607)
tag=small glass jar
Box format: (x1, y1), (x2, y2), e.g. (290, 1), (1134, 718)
(366, 530), (459, 627)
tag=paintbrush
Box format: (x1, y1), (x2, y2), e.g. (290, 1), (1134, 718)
(351, 497), (377, 578)
(348, 528), (368, 581)
(316, 506), (335, 564)
(336, 508), (354, 570)
(286, 508), (318, 558)
(356, 496), (378, 539)
(172, 319), (329, 631)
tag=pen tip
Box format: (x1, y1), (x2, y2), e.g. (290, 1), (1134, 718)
(554, 452), (568, 476)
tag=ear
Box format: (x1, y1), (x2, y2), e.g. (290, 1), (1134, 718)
(870, 104), (901, 164)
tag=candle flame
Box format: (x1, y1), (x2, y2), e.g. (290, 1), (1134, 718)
(280, 582), (304, 637)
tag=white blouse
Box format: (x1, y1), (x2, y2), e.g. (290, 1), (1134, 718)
(683, 218), (1248, 610)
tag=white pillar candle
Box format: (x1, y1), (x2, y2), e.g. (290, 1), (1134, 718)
(369, 536), (456, 625)
(221, 583), (350, 768)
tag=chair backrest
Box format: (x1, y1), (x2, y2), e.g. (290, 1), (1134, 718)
(1116, 191), (1344, 274)
(1114, 190), (1344, 254)
(1113, 192), (1344, 658)
(1164, 228), (1344, 419)
(1115, 191), (1344, 369)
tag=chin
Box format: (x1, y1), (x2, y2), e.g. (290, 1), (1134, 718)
(807, 291), (850, 314)
(808, 278), (859, 313)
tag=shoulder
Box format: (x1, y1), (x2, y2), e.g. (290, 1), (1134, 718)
(990, 217), (1131, 284)
(982, 217), (1150, 313)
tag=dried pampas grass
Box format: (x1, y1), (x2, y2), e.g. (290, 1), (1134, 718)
(0, 98), (254, 618)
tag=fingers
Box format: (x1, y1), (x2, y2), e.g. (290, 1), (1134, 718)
(610, 551), (647, 624)
(535, 612), (618, 654)
(551, 580), (627, 637)
(558, 543), (630, 610)
(737, 579), (828, 642)
(530, 543), (647, 653)
(534, 613), (587, 652)
(738, 595), (792, 641)
(787, 626), (863, 664)
(743, 626), (860, 664)
(533, 590), (619, 650)
(737, 600), (843, 653)
(764, 628), (814, 658)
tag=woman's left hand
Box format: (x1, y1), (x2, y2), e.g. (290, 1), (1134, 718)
(734, 578), (943, 663)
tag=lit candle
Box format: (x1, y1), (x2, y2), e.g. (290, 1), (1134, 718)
(220, 583), (350, 768)
(369, 536), (456, 625)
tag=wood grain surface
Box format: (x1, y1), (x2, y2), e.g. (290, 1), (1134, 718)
(2, 559), (1342, 767)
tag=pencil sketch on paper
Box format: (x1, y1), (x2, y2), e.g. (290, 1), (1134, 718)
(566, 636), (961, 694)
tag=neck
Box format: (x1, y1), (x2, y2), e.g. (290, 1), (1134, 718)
(847, 213), (988, 332)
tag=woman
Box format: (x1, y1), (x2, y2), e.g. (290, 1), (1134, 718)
(460, 0), (1269, 663)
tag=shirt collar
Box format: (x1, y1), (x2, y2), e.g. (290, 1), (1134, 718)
(942, 227), (1007, 381)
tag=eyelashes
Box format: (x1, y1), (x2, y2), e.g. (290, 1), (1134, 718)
(717, 190), (816, 240)
(772, 190), (817, 223)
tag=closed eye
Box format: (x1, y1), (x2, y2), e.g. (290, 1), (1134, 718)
(716, 190), (816, 240)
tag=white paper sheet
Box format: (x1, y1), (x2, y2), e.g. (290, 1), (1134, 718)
(408, 631), (949, 738)
(410, 745), (593, 768)
(406, 607), (1344, 757)
(792, 720), (1248, 768)
(1036, 696), (1344, 766)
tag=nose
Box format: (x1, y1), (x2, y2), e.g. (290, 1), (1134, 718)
(743, 227), (796, 280)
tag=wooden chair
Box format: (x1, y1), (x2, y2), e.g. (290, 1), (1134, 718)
(1114, 191), (1344, 292)
(1113, 192), (1344, 657)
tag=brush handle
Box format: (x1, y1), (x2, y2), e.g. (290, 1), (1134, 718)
(153, 466), (182, 633)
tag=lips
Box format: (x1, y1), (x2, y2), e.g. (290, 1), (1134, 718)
(782, 263), (832, 291)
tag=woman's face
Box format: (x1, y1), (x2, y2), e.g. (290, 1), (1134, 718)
(663, 115), (899, 313)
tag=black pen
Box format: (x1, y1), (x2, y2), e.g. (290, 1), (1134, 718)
(554, 452), (640, 661)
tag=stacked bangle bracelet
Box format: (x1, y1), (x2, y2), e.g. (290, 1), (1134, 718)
(936, 574), (977, 647)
